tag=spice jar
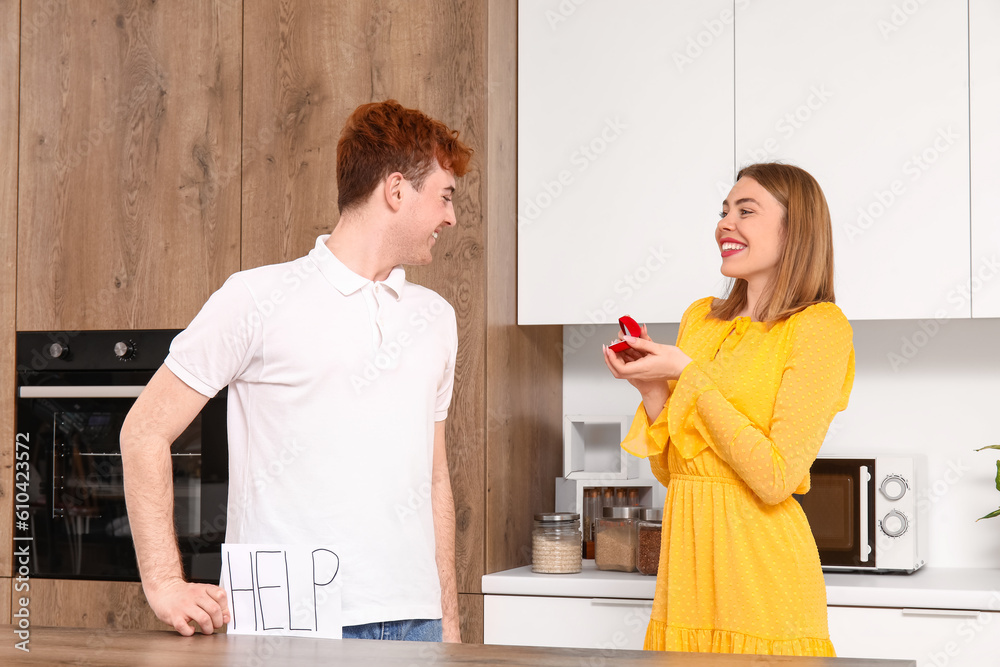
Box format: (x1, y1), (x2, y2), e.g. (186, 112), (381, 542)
(532, 512), (582, 574)
(583, 488), (599, 559)
(595, 506), (642, 572)
(636, 508), (663, 576)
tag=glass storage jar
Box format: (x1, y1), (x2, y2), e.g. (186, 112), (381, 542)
(532, 512), (582, 574)
(594, 506), (643, 572)
(636, 507), (663, 576)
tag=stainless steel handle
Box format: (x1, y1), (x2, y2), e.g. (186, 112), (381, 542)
(902, 608), (981, 618)
(19, 385), (145, 399)
(590, 598), (654, 607)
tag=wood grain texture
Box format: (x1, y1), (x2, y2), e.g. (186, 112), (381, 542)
(0, 578), (10, 624)
(484, 0), (564, 575)
(16, 0), (241, 330)
(0, 624), (916, 666)
(242, 0), (488, 594)
(458, 592), (483, 645)
(23, 579), (163, 631)
(0, 0), (19, 580)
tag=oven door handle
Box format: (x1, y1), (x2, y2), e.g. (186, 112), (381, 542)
(18, 385), (146, 399)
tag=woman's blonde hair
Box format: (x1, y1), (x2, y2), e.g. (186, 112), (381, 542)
(710, 163), (836, 323)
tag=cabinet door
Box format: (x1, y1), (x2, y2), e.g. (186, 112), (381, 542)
(828, 605), (1000, 666)
(17, 0), (242, 330)
(484, 594), (651, 650)
(736, 1), (970, 320)
(970, 0), (1000, 317)
(517, 1), (733, 324)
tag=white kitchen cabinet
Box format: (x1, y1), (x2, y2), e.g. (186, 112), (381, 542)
(735, 1), (971, 321)
(517, 0), (733, 325)
(484, 594), (651, 650)
(829, 605), (1000, 666)
(970, 0), (1000, 318)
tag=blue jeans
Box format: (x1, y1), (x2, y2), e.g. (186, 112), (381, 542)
(342, 618), (442, 642)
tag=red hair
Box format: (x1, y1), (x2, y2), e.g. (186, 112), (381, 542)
(336, 100), (473, 213)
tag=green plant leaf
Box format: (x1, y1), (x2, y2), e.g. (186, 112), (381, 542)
(995, 461), (1000, 493)
(975, 445), (1000, 451)
(977, 508), (1000, 521)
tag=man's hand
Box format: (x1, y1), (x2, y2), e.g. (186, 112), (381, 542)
(145, 577), (230, 636)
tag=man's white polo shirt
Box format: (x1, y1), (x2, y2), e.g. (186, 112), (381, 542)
(164, 235), (457, 626)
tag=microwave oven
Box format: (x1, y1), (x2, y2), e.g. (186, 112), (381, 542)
(794, 456), (926, 573)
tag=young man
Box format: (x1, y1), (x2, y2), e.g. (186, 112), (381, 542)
(121, 100), (472, 642)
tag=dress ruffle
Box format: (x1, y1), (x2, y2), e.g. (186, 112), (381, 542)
(643, 618), (836, 656)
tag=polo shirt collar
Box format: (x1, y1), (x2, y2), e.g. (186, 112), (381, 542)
(310, 235), (406, 300)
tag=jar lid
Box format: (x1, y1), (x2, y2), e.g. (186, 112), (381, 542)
(534, 512), (580, 522)
(602, 505), (643, 519)
(640, 508), (662, 522)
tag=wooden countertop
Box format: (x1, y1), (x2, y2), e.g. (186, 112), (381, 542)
(0, 626), (915, 666)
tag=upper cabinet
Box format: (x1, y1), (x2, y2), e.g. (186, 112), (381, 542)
(970, 0), (1000, 318)
(517, 0), (733, 325)
(736, 0), (970, 321)
(16, 1), (242, 331)
(519, 1), (989, 323)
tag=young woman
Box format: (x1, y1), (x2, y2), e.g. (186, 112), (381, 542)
(603, 163), (855, 656)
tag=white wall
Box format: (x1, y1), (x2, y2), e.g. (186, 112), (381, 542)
(562, 315), (1000, 569)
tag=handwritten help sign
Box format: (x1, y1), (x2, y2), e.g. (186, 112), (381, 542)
(221, 544), (342, 639)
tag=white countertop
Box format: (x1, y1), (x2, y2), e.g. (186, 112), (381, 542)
(482, 561), (1000, 612)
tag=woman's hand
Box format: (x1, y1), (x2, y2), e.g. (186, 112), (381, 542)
(604, 328), (693, 421)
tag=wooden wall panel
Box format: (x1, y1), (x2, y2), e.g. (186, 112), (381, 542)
(458, 592), (484, 644)
(0, 577), (10, 624)
(242, 0), (488, 595)
(25, 579), (162, 630)
(0, 0), (19, 580)
(484, 0), (564, 575)
(16, 0), (242, 331)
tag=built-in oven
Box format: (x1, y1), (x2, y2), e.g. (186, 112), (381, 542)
(794, 456), (926, 573)
(15, 330), (227, 583)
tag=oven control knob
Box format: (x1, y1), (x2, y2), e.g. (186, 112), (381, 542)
(47, 342), (70, 359)
(114, 340), (136, 361)
(881, 510), (909, 538)
(880, 475), (908, 501)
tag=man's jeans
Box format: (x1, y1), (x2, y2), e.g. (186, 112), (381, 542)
(342, 618), (443, 641)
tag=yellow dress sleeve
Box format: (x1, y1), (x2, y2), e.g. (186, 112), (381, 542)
(667, 303), (855, 504)
(619, 298), (711, 460)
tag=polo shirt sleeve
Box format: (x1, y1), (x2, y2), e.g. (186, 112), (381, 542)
(165, 274), (262, 398)
(434, 305), (458, 422)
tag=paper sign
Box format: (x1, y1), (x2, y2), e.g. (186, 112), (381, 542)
(221, 543), (342, 639)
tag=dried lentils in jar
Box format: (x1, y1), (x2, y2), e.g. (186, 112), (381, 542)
(531, 513), (582, 574)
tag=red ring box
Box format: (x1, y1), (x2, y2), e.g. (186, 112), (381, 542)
(609, 315), (640, 352)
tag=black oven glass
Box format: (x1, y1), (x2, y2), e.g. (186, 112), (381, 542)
(16, 330), (228, 583)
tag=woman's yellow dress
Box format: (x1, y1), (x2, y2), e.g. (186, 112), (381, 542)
(621, 297), (855, 656)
